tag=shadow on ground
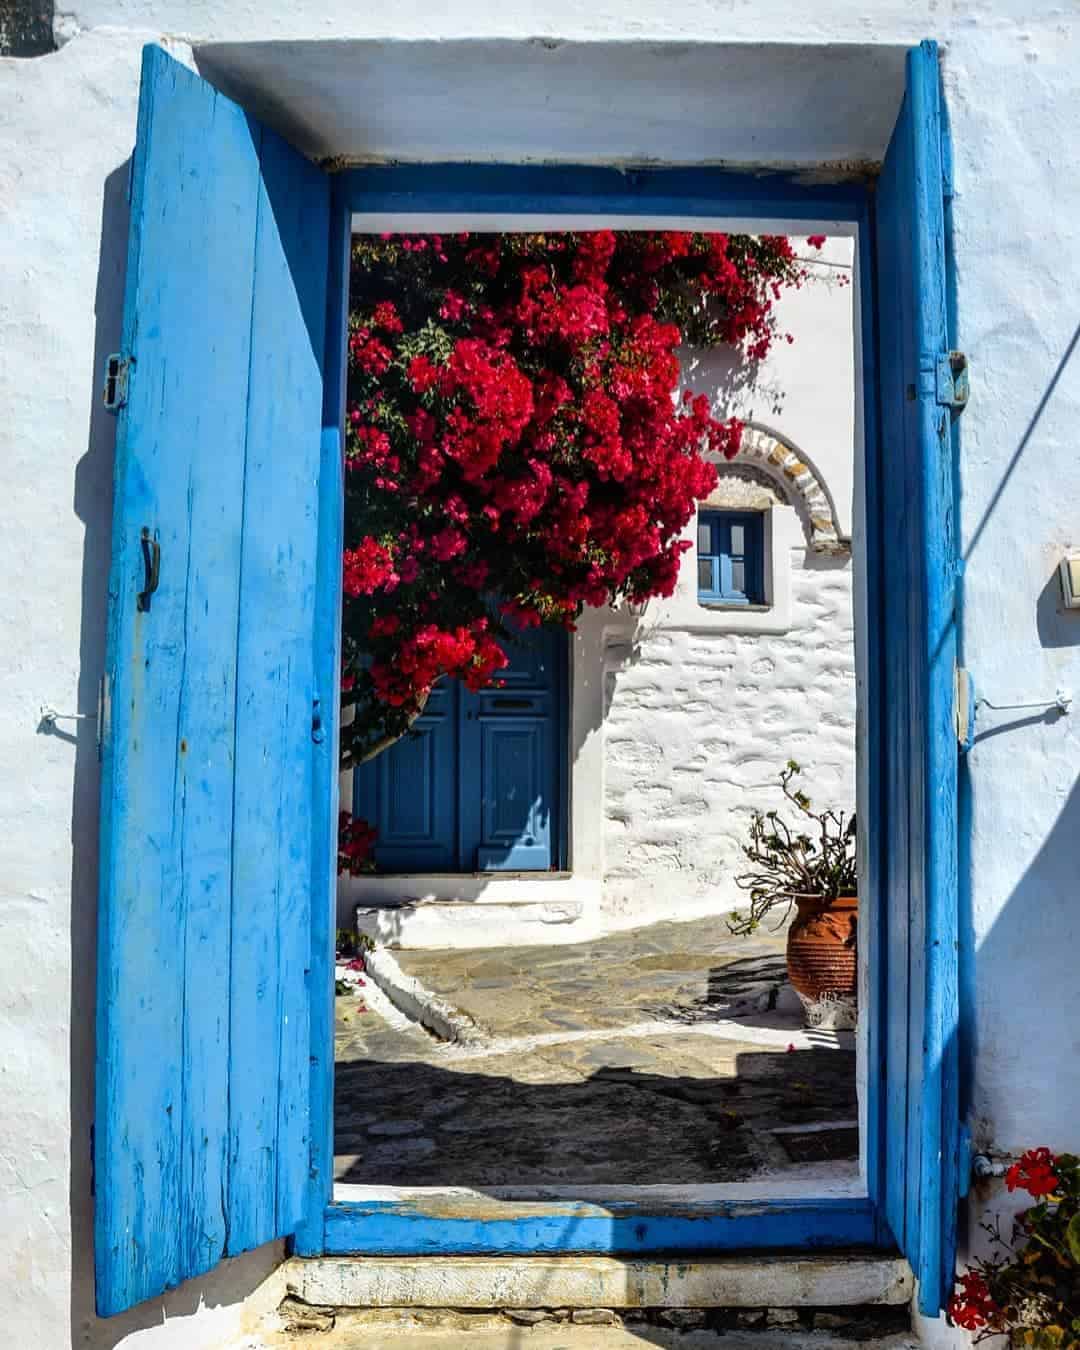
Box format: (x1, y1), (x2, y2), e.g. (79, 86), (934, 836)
(334, 1038), (857, 1187)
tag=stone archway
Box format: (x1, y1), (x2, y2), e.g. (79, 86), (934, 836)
(722, 421), (850, 556)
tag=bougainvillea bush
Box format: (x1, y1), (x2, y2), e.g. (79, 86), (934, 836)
(948, 1149), (1080, 1347)
(337, 230), (822, 870)
(340, 230), (818, 776)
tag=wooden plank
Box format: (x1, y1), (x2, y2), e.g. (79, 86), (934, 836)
(293, 183), (350, 1258)
(875, 91), (914, 1254)
(338, 163), (871, 223)
(323, 1196), (881, 1256)
(227, 125), (329, 1251)
(854, 197), (888, 1230)
(95, 44), (259, 1314)
(907, 40), (960, 1315)
(873, 40), (960, 1317)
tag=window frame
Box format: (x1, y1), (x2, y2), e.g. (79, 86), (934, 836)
(697, 508), (766, 606)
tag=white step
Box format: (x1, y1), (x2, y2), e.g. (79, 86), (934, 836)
(282, 1253), (913, 1309)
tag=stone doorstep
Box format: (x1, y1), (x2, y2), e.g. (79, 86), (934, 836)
(264, 1300), (920, 1349)
(283, 1254), (914, 1311)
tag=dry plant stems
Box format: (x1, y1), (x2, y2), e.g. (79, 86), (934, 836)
(728, 760), (856, 935)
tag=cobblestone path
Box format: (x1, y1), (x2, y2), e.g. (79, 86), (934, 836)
(334, 915), (857, 1187)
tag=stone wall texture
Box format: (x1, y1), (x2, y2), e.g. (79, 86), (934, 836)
(603, 555), (855, 916)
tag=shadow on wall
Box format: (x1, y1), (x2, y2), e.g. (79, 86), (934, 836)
(967, 771), (1080, 1151)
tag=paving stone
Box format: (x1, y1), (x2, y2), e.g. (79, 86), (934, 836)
(334, 913), (857, 1186)
(503, 1308), (551, 1324)
(571, 1307), (620, 1324)
(657, 1308), (709, 1329)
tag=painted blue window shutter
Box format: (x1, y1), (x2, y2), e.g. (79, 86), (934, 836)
(95, 45), (335, 1316)
(697, 510), (764, 604)
(875, 40), (960, 1316)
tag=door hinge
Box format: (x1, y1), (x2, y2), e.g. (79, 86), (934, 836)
(955, 667), (975, 753)
(936, 350), (969, 411)
(102, 354), (132, 413)
(312, 696), (325, 744)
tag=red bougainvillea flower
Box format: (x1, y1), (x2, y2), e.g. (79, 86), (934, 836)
(946, 1271), (1000, 1332)
(1005, 1147), (1059, 1198)
(337, 810), (377, 876)
(806, 234), (827, 249)
(338, 229), (814, 815)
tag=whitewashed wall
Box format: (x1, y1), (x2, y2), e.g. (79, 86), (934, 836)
(3, 7), (1080, 1348)
(602, 243), (857, 923)
(603, 563), (856, 920)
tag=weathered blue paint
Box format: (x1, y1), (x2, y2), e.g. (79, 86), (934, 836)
(854, 196), (888, 1241)
(324, 1196), (879, 1256)
(355, 624), (566, 872)
(339, 163), (870, 223)
(873, 41), (960, 1316)
(696, 510), (764, 605)
(293, 182), (352, 1261)
(227, 121), (330, 1252)
(95, 45), (331, 1316)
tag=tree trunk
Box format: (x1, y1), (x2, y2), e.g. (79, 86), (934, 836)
(338, 687), (431, 773)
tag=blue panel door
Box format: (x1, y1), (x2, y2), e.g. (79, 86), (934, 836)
(875, 40), (961, 1317)
(354, 679), (458, 871)
(355, 624), (565, 872)
(95, 46), (331, 1315)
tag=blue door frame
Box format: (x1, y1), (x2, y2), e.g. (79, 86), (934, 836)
(300, 53), (960, 1309)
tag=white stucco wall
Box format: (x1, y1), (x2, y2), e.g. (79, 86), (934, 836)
(4, 8), (1080, 1348)
(601, 243), (857, 923)
(603, 560), (856, 921)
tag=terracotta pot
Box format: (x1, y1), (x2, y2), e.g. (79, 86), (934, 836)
(785, 894), (858, 1002)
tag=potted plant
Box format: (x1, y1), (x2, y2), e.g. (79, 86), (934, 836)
(948, 1148), (1080, 1347)
(728, 761), (858, 1009)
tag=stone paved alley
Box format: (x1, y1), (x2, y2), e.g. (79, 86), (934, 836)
(334, 915), (857, 1188)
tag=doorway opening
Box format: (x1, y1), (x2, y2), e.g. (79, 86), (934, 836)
(332, 221), (863, 1196)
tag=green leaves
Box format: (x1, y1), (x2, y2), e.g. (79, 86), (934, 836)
(1065, 1214), (1080, 1266)
(729, 764), (856, 936)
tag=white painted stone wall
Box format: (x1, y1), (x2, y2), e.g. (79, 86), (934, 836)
(603, 563), (856, 920)
(4, 8), (1080, 1349)
(601, 244), (857, 923)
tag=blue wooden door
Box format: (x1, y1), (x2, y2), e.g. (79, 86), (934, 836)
(875, 40), (961, 1317)
(355, 624), (565, 871)
(95, 45), (334, 1316)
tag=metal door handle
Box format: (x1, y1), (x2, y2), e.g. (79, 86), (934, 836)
(137, 528), (160, 612)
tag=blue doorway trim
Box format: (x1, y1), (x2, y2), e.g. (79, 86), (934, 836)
(304, 148), (957, 1268)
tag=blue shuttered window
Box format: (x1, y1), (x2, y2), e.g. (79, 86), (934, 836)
(697, 510), (765, 604)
